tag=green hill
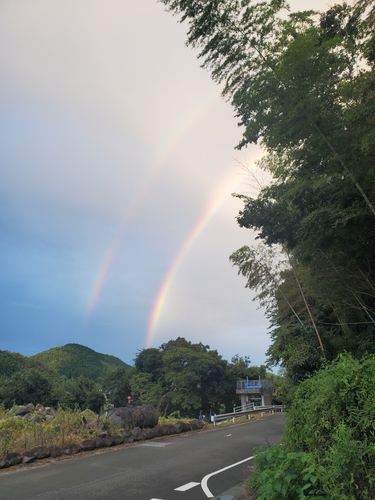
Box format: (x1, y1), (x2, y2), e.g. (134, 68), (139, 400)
(30, 343), (131, 381)
(0, 350), (30, 377)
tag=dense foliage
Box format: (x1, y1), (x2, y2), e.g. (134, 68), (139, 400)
(158, 0), (375, 497)
(249, 354), (375, 499)
(0, 340), (269, 417)
(105, 337), (268, 417)
(159, 0), (375, 382)
(0, 345), (128, 412)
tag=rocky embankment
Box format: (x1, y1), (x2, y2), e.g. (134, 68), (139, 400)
(0, 403), (206, 470)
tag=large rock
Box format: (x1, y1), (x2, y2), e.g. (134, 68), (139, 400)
(22, 452), (36, 464)
(5, 452), (23, 466)
(80, 439), (96, 452)
(189, 419), (204, 430)
(132, 427), (146, 441)
(174, 421), (191, 433)
(27, 415), (42, 423)
(95, 437), (107, 448)
(32, 447), (51, 459)
(120, 429), (134, 444)
(111, 434), (124, 446)
(13, 403), (34, 416)
(49, 445), (62, 458)
(0, 459), (10, 469)
(107, 405), (158, 429)
(62, 443), (81, 455)
(148, 424), (176, 438)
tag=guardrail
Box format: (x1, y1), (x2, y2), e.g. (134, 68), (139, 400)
(211, 405), (284, 426)
(236, 380), (273, 390)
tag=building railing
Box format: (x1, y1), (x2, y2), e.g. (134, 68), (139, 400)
(236, 379), (273, 391)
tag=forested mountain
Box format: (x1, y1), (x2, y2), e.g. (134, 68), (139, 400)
(30, 343), (131, 381)
(0, 344), (131, 411)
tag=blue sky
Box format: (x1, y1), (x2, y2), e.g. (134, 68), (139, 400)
(0, 0), (328, 366)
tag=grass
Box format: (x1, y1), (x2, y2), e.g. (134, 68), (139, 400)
(0, 405), (278, 458)
(0, 406), (118, 456)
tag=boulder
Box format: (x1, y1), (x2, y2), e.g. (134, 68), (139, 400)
(80, 439), (96, 452)
(120, 429), (134, 444)
(132, 427), (146, 441)
(62, 443), (81, 455)
(174, 421), (191, 433)
(22, 452), (36, 464)
(148, 425), (164, 438)
(0, 459), (10, 469)
(95, 437), (106, 448)
(49, 445), (62, 458)
(14, 403), (34, 416)
(32, 447), (50, 459)
(5, 452), (23, 466)
(102, 435), (115, 447)
(107, 405), (158, 429)
(189, 419), (204, 430)
(112, 434), (124, 446)
(149, 424), (176, 438)
(162, 424), (176, 435)
(28, 415), (42, 423)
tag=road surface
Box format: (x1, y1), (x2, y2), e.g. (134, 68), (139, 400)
(0, 414), (284, 500)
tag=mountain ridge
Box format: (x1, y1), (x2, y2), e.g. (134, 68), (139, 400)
(28, 343), (131, 381)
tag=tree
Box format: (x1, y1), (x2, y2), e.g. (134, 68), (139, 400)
(134, 348), (164, 382)
(53, 376), (105, 413)
(102, 367), (135, 407)
(1, 367), (53, 407)
(161, 338), (228, 415)
(159, 0), (375, 377)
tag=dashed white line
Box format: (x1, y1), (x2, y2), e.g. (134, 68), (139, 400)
(174, 481), (200, 491)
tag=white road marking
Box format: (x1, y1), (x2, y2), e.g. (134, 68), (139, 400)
(174, 481), (200, 491)
(139, 442), (173, 447)
(201, 456), (255, 498)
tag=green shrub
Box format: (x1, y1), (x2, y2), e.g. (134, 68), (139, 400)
(247, 445), (327, 499)
(248, 354), (375, 499)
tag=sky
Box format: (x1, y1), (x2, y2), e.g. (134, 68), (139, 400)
(0, 0), (330, 367)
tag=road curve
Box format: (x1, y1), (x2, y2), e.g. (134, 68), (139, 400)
(0, 414), (285, 500)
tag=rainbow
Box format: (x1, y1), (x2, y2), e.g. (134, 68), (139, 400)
(145, 170), (241, 348)
(85, 92), (221, 318)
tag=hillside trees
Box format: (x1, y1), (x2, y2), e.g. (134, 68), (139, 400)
(160, 0), (375, 379)
(132, 338), (266, 416)
(102, 367), (135, 407)
(0, 341), (266, 414)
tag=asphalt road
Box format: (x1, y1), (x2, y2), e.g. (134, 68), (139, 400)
(0, 414), (285, 500)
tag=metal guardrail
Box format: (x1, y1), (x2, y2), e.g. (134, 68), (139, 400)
(211, 405), (284, 425)
(233, 402), (254, 413)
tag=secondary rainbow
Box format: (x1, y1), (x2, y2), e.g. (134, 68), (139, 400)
(85, 93), (221, 318)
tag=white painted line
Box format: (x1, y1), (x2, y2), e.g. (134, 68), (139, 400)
(174, 481), (200, 491)
(140, 442), (172, 447)
(201, 456), (255, 498)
